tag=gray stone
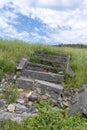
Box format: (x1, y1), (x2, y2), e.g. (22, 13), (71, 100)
(16, 58), (28, 70)
(34, 53), (67, 64)
(66, 56), (74, 77)
(26, 92), (38, 102)
(27, 101), (33, 106)
(26, 62), (58, 73)
(21, 69), (64, 83)
(16, 99), (25, 104)
(34, 80), (63, 97)
(0, 112), (13, 121)
(0, 101), (4, 108)
(26, 105), (35, 113)
(16, 77), (63, 99)
(13, 103), (27, 113)
(16, 77), (34, 89)
(70, 84), (87, 115)
(34, 53), (74, 76)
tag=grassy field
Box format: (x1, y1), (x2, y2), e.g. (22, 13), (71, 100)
(0, 39), (87, 88)
(0, 40), (87, 130)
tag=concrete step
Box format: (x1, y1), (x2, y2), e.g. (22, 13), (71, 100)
(16, 77), (34, 89)
(21, 69), (64, 83)
(30, 54), (74, 77)
(16, 58), (28, 70)
(30, 56), (67, 66)
(16, 77), (63, 99)
(26, 62), (64, 73)
(35, 53), (68, 61)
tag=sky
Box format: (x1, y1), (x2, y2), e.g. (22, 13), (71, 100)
(0, 0), (87, 45)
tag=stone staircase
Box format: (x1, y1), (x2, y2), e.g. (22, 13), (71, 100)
(16, 53), (74, 99)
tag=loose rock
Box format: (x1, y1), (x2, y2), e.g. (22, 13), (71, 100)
(26, 92), (38, 102)
(7, 104), (15, 112)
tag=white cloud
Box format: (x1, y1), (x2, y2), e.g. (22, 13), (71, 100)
(0, 0), (87, 44)
(37, 0), (83, 10)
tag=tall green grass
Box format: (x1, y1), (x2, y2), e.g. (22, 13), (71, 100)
(0, 40), (87, 88)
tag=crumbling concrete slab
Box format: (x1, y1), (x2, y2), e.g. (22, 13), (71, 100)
(26, 62), (59, 73)
(34, 80), (63, 99)
(16, 77), (34, 89)
(70, 84), (87, 115)
(21, 69), (64, 83)
(16, 77), (63, 99)
(35, 53), (68, 63)
(32, 53), (74, 76)
(66, 56), (74, 77)
(16, 58), (28, 70)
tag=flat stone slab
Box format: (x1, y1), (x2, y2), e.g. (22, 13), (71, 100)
(26, 62), (60, 73)
(21, 70), (64, 83)
(16, 58), (28, 70)
(70, 84), (87, 115)
(16, 77), (34, 89)
(35, 53), (68, 62)
(16, 77), (63, 99)
(35, 80), (63, 93)
(30, 53), (74, 76)
(34, 80), (63, 98)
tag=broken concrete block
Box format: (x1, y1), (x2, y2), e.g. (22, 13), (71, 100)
(16, 77), (34, 89)
(26, 62), (58, 73)
(70, 84), (87, 115)
(16, 77), (63, 100)
(21, 70), (64, 83)
(34, 53), (74, 76)
(26, 91), (38, 102)
(66, 56), (74, 77)
(34, 80), (63, 99)
(16, 58), (28, 70)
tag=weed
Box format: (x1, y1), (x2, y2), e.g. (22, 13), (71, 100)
(2, 83), (18, 103)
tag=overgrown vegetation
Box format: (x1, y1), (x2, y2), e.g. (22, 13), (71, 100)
(2, 83), (18, 103)
(0, 39), (87, 129)
(0, 39), (87, 88)
(0, 100), (87, 130)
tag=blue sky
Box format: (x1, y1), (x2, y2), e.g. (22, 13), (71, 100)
(0, 0), (87, 45)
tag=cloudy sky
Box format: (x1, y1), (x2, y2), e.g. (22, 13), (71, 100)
(0, 0), (87, 45)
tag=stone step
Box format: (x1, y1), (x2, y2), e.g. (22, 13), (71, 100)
(31, 56), (74, 77)
(16, 77), (34, 89)
(30, 56), (67, 66)
(35, 53), (68, 61)
(26, 62), (64, 73)
(21, 70), (64, 83)
(16, 77), (63, 99)
(16, 58), (28, 70)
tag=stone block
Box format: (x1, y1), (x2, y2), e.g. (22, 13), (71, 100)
(21, 70), (64, 83)
(16, 77), (34, 89)
(16, 58), (28, 70)
(70, 84), (87, 115)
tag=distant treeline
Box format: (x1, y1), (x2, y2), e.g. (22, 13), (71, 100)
(54, 44), (87, 48)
